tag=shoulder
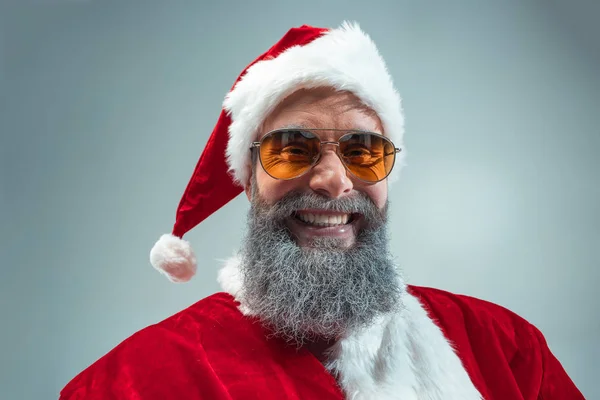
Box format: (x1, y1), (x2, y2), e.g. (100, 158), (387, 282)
(406, 285), (544, 363)
(407, 284), (536, 333)
(59, 292), (243, 399)
(121, 291), (246, 345)
(406, 286), (584, 398)
(152, 291), (243, 332)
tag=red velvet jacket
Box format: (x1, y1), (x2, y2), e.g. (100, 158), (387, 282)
(59, 286), (584, 399)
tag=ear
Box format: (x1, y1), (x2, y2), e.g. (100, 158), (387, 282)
(244, 166), (254, 201)
(245, 151), (258, 201)
(245, 184), (252, 201)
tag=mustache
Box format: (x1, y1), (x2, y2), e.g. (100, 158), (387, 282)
(251, 190), (387, 228)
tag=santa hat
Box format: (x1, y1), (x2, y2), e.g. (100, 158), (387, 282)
(149, 21), (406, 283)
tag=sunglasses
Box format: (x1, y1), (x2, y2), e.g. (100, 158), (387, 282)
(250, 128), (401, 183)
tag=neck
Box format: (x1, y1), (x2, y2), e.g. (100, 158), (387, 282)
(302, 337), (338, 362)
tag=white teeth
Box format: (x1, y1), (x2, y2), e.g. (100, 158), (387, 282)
(297, 213), (350, 226)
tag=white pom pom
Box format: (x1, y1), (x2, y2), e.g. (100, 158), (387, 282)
(149, 233), (197, 283)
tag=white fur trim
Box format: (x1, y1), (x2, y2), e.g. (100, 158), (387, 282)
(324, 294), (482, 400)
(223, 21), (406, 188)
(217, 256), (482, 400)
(149, 233), (197, 283)
(216, 255), (252, 315)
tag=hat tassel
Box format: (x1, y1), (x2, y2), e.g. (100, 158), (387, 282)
(149, 233), (197, 283)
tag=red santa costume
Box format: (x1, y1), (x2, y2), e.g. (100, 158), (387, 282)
(59, 22), (584, 399)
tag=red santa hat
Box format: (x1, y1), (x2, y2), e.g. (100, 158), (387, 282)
(149, 21), (406, 283)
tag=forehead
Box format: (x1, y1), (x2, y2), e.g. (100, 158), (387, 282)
(261, 87), (383, 134)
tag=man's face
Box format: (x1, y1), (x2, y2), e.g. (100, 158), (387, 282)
(247, 87), (389, 248)
(238, 87), (402, 346)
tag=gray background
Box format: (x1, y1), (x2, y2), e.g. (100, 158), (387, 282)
(1, 1), (598, 399)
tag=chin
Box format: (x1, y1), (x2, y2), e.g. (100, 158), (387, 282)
(295, 235), (357, 250)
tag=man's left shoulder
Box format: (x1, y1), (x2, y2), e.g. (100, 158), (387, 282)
(406, 286), (585, 398)
(406, 284), (540, 346)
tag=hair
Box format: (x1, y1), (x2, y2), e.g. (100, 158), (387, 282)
(238, 185), (403, 346)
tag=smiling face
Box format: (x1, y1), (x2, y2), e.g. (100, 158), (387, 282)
(237, 87), (402, 346)
(246, 87), (389, 248)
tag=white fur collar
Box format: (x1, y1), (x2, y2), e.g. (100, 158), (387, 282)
(217, 256), (482, 400)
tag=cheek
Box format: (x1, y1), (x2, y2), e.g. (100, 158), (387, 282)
(254, 164), (306, 204)
(363, 182), (388, 210)
(254, 159), (388, 208)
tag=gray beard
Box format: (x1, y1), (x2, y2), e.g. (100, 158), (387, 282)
(237, 188), (404, 346)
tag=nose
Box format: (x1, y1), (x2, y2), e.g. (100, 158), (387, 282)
(308, 147), (353, 198)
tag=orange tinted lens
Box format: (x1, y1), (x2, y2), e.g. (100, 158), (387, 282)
(259, 130), (320, 179)
(339, 133), (395, 182)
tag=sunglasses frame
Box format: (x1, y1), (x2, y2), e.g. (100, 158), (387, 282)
(249, 128), (402, 183)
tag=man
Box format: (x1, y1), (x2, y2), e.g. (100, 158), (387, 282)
(60, 22), (584, 399)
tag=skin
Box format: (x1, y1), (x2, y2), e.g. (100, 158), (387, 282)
(245, 87), (389, 248)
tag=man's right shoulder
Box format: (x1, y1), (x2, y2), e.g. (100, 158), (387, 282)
(59, 292), (247, 400)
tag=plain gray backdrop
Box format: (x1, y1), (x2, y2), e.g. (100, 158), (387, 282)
(1, 1), (598, 399)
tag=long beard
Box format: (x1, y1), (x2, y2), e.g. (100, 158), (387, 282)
(238, 189), (404, 346)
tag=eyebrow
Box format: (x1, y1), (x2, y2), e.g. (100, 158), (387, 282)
(280, 123), (310, 129)
(277, 123), (377, 133)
